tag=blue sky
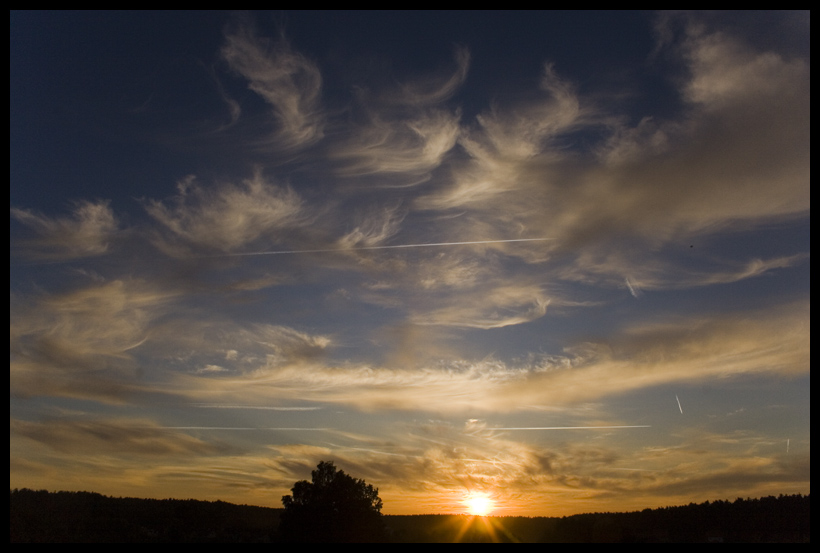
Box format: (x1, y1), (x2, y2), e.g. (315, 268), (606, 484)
(10, 11), (809, 516)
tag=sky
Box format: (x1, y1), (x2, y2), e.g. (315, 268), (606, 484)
(10, 11), (810, 517)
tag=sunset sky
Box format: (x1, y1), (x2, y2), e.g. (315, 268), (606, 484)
(10, 11), (809, 517)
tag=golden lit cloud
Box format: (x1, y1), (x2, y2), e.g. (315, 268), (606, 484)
(148, 301), (808, 416)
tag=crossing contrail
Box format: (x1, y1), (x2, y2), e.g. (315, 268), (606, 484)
(224, 237), (554, 257)
(625, 277), (642, 298)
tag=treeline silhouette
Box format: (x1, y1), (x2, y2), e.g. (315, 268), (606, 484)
(386, 494), (810, 543)
(540, 494), (810, 543)
(10, 489), (280, 542)
(10, 488), (809, 542)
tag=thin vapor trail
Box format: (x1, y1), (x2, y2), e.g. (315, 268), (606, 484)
(224, 237), (554, 257)
(495, 426), (651, 430)
(192, 404), (322, 411)
(676, 394), (683, 414)
(324, 444), (408, 458)
(158, 427), (331, 431)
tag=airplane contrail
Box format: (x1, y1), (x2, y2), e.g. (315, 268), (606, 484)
(495, 425), (651, 430)
(676, 394), (683, 414)
(192, 404), (322, 411)
(324, 444), (408, 458)
(158, 427), (331, 431)
(223, 237), (554, 257)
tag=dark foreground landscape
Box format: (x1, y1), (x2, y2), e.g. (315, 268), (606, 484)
(10, 489), (809, 542)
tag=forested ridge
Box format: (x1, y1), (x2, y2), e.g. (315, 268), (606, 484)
(10, 489), (280, 542)
(10, 488), (809, 542)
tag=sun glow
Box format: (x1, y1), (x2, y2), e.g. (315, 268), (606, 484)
(464, 492), (494, 516)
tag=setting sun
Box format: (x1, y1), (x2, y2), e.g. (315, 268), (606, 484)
(464, 492), (494, 516)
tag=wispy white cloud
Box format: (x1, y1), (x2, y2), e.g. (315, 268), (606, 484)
(416, 62), (591, 210)
(583, 17), (810, 243)
(497, 302), (810, 407)
(481, 62), (585, 159)
(391, 45), (471, 107)
(337, 203), (406, 249)
(416, 252), (487, 290)
(145, 320), (332, 377)
(324, 46), (468, 185)
(10, 279), (176, 403)
(11, 417), (233, 456)
(329, 108), (461, 182)
(680, 21), (809, 109)
(410, 283), (550, 329)
(221, 16), (324, 150)
(162, 301), (808, 414)
(11, 200), (119, 260)
(414, 19), (809, 306)
(558, 251), (810, 292)
(10, 275), (335, 405)
(145, 173), (312, 254)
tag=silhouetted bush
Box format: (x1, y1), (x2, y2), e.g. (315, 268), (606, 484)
(278, 461), (386, 542)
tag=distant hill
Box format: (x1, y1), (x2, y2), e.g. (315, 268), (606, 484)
(10, 489), (809, 542)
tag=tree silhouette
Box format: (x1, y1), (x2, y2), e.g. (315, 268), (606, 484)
(278, 460), (386, 542)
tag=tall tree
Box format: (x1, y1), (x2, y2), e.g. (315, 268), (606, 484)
(279, 461), (386, 542)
